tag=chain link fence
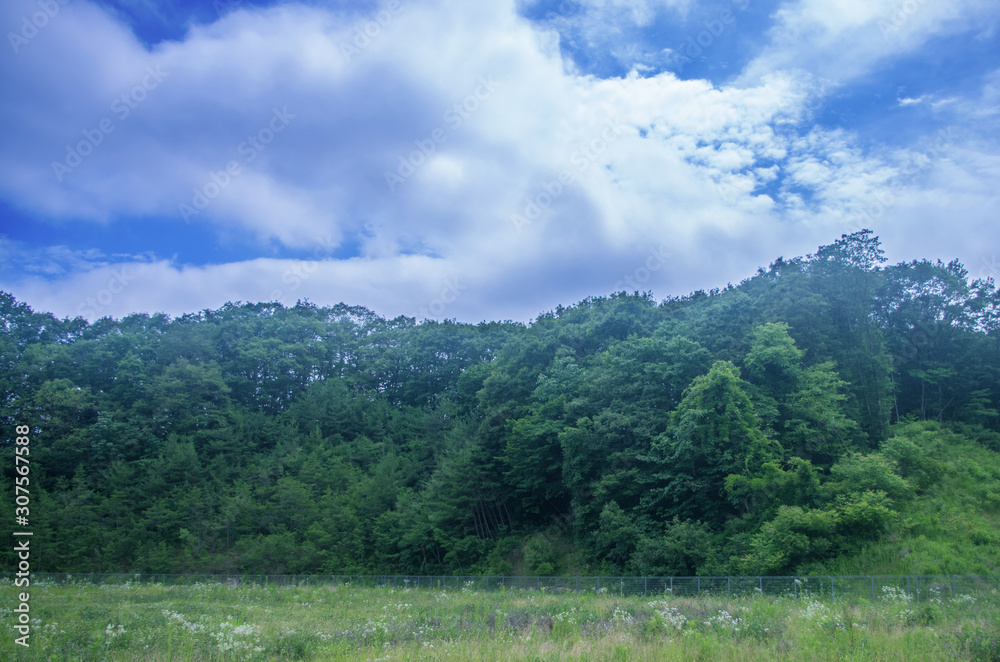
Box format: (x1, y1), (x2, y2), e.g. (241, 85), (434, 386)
(8, 572), (999, 603)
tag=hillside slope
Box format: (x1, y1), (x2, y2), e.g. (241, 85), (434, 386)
(1, 231), (998, 577)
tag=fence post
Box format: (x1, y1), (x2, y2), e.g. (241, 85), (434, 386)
(759, 576), (762, 593)
(915, 576), (919, 602)
(830, 576), (834, 600)
(871, 576), (875, 604)
(952, 575), (956, 597)
(727, 577), (731, 599)
(644, 577), (648, 597)
(793, 577), (797, 600)
(596, 577), (599, 592)
(576, 577), (579, 593)
(670, 577), (673, 595)
(697, 577), (701, 593)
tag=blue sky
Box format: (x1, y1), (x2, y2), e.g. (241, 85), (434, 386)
(1, 0), (998, 323)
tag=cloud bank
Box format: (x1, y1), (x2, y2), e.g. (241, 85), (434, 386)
(1, 0), (997, 322)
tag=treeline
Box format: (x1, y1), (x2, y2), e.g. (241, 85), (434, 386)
(2, 230), (999, 576)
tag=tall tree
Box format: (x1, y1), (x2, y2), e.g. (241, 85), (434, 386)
(643, 361), (781, 525)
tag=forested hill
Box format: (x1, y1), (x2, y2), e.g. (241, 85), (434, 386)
(3, 230), (1000, 577)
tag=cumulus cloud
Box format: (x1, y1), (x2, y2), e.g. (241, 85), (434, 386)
(0, 0), (997, 322)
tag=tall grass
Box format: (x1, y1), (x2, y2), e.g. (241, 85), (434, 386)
(825, 429), (1000, 578)
(2, 578), (998, 660)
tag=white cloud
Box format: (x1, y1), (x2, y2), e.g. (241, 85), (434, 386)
(523, 0), (693, 73)
(738, 0), (998, 86)
(0, 0), (998, 323)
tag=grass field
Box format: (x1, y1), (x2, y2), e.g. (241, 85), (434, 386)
(2, 578), (999, 661)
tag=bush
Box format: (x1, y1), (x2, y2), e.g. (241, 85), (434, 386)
(832, 490), (898, 545)
(523, 533), (563, 576)
(739, 506), (836, 574)
(630, 518), (711, 576)
(881, 433), (944, 490)
(826, 453), (913, 502)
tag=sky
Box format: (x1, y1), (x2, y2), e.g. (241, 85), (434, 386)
(1, 0), (998, 324)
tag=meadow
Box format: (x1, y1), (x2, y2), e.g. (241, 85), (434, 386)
(2, 577), (999, 661)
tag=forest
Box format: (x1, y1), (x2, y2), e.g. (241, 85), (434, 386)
(2, 230), (999, 578)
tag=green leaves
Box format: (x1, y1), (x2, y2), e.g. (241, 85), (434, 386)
(739, 490), (898, 575)
(3, 230), (999, 577)
(743, 323), (861, 464)
(825, 452), (913, 502)
(630, 518), (712, 576)
(744, 322), (803, 384)
(503, 398), (570, 516)
(650, 361), (780, 523)
(740, 505), (837, 575)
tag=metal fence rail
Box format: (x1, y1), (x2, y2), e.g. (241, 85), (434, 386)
(6, 572), (998, 603)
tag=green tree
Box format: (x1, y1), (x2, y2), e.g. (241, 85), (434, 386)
(743, 322), (861, 464)
(630, 518), (712, 576)
(644, 361), (781, 524)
